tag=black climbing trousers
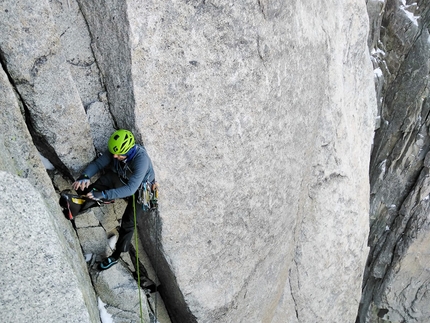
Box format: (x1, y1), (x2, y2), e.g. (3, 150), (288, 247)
(114, 195), (141, 254)
(78, 171), (143, 256)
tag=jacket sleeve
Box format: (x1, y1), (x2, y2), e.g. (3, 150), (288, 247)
(82, 152), (112, 178)
(103, 153), (149, 200)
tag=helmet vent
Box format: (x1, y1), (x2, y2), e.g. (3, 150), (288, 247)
(108, 129), (135, 155)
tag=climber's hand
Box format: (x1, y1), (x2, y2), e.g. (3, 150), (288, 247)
(72, 175), (90, 191)
(87, 191), (105, 201)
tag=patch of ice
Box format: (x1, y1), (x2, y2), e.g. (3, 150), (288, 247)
(84, 253), (92, 262)
(371, 47), (385, 56)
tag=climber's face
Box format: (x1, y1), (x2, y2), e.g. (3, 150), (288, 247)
(113, 154), (127, 161)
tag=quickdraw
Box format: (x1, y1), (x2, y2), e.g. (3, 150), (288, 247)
(137, 181), (159, 210)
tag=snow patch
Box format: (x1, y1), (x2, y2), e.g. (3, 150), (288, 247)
(98, 298), (113, 323)
(371, 47), (385, 56)
(84, 253), (92, 262)
(39, 153), (55, 170)
(108, 235), (118, 250)
(400, 1), (419, 26)
(374, 67), (383, 78)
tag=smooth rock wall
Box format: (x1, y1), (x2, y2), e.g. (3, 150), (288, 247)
(127, 0), (376, 322)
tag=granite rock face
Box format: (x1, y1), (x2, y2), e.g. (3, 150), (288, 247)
(0, 171), (100, 323)
(7, 0), (424, 322)
(120, 1), (375, 322)
(0, 54), (100, 323)
(0, 1), (154, 322)
(0, 62), (54, 204)
(358, 1), (430, 322)
(0, 0), (96, 177)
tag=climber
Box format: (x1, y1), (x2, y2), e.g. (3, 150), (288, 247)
(72, 129), (156, 270)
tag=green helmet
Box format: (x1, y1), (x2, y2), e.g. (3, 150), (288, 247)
(108, 129), (135, 155)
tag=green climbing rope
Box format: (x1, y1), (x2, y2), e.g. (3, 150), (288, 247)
(133, 194), (144, 323)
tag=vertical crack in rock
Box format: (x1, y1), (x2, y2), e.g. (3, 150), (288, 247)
(288, 266), (300, 321)
(75, 0), (136, 131)
(22, 105), (75, 181)
(0, 49), (74, 181)
(256, 35), (269, 67)
(137, 209), (196, 323)
(73, 0), (117, 129)
(257, 0), (267, 19)
(75, 2), (197, 321)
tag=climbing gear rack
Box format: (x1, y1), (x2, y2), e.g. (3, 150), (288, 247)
(137, 181), (159, 210)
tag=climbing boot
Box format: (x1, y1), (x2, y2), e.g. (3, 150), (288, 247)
(99, 256), (118, 270)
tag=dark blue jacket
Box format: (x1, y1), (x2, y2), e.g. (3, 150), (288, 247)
(82, 144), (155, 200)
